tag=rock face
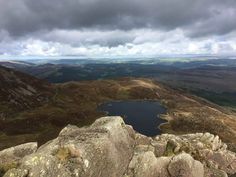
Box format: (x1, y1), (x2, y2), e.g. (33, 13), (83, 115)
(0, 143), (37, 176)
(1, 116), (236, 177)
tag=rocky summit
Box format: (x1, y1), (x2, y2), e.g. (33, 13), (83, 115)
(1, 116), (236, 177)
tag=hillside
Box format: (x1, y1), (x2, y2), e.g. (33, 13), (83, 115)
(1, 67), (236, 154)
(0, 66), (52, 116)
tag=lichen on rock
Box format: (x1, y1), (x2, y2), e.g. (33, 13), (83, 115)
(0, 142), (37, 176)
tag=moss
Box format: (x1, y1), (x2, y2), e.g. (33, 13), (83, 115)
(0, 162), (18, 176)
(55, 148), (71, 161)
(164, 140), (176, 156)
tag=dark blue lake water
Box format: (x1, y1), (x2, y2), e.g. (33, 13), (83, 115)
(99, 101), (167, 136)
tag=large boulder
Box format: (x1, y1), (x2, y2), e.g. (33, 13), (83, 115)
(0, 142), (37, 176)
(3, 117), (135, 177)
(127, 151), (171, 177)
(1, 116), (236, 177)
(152, 133), (236, 176)
(168, 153), (204, 177)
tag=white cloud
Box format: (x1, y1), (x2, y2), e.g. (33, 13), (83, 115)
(1, 29), (236, 58)
(21, 40), (59, 56)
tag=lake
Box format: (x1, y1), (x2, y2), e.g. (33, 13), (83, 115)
(98, 100), (167, 136)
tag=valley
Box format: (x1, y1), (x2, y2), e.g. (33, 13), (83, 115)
(1, 1), (236, 176)
(1, 65), (236, 152)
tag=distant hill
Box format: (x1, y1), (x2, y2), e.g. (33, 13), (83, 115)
(0, 60), (35, 69)
(3, 59), (235, 92)
(2, 59), (235, 109)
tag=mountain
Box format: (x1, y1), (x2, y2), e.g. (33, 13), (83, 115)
(0, 66), (52, 115)
(1, 67), (236, 155)
(1, 116), (236, 177)
(1, 66), (236, 176)
(8, 63), (175, 83)
(2, 59), (236, 93)
(4, 60), (236, 109)
(0, 60), (35, 69)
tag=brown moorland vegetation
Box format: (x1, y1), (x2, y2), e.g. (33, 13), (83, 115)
(1, 66), (236, 152)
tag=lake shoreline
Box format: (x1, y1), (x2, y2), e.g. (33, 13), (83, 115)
(98, 100), (167, 137)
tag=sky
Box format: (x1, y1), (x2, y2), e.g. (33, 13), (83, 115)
(0, 0), (236, 58)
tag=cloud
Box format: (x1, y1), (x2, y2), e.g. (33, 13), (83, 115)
(39, 29), (136, 47)
(1, 32), (236, 57)
(0, 0), (236, 57)
(0, 0), (236, 38)
(187, 6), (236, 37)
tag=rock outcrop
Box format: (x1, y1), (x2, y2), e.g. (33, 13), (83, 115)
(1, 116), (236, 177)
(0, 143), (37, 176)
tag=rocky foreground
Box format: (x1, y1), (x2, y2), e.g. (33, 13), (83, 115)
(1, 117), (236, 177)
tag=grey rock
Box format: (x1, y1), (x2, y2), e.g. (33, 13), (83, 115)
(151, 141), (167, 157)
(3, 117), (135, 177)
(205, 150), (236, 175)
(1, 116), (236, 177)
(127, 151), (171, 177)
(168, 152), (204, 177)
(135, 133), (152, 145)
(0, 142), (37, 175)
(0, 142), (37, 161)
(19, 153), (70, 177)
(3, 168), (28, 177)
(204, 167), (228, 177)
(152, 132), (236, 175)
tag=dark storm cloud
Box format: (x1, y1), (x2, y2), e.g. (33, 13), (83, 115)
(0, 0), (236, 38)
